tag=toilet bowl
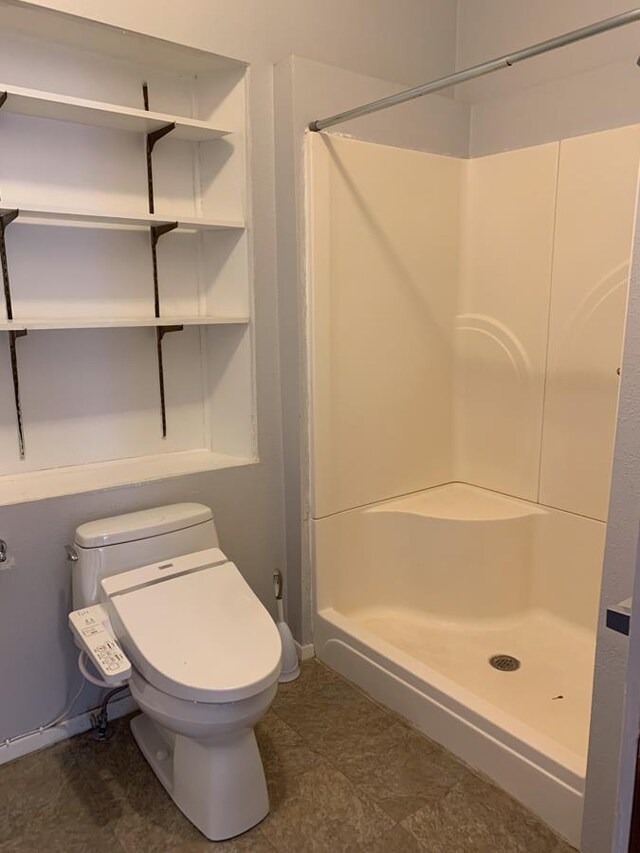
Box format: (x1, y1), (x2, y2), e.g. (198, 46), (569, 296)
(68, 504), (283, 841)
(129, 673), (278, 840)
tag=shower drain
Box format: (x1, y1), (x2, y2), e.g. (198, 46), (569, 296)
(489, 654), (521, 672)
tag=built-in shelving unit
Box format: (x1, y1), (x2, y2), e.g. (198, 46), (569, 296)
(0, 82), (232, 141)
(0, 204), (244, 231)
(0, 316), (250, 331)
(0, 1), (256, 503)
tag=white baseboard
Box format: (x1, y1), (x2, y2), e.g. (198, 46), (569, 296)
(0, 693), (138, 766)
(295, 640), (315, 661)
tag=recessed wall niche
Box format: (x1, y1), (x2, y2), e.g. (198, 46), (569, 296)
(0, 1), (256, 504)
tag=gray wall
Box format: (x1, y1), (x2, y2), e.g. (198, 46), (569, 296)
(0, 0), (459, 741)
(597, 212), (640, 852)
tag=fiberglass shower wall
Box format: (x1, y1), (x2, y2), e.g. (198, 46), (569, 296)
(456, 125), (640, 522)
(309, 135), (461, 518)
(309, 125), (640, 530)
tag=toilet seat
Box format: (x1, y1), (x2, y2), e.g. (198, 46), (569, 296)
(104, 553), (282, 704)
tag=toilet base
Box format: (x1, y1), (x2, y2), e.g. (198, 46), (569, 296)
(130, 713), (269, 841)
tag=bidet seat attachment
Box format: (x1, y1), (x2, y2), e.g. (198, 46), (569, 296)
(69, 603), (132, 685)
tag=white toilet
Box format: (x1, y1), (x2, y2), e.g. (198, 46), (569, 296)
(68, 503), (282, 841)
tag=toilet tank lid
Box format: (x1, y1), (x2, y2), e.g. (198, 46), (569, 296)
(75, 503), (213, 549)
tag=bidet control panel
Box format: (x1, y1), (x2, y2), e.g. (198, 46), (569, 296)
(69, 604), (132, 685)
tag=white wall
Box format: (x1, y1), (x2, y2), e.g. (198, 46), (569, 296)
(0, 0), (459, 744)
(23, 0), (458, 88)
(456, 0), (640, 97)
(456, 0), (640, 156)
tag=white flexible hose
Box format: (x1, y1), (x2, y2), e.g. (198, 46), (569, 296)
(77, 650), (125, 688)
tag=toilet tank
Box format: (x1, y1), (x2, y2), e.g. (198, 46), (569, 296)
(71, 503), (219, 609)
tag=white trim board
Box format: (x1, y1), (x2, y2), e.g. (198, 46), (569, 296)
(0, 449), (257, 507)
(0, 693), (138, 766)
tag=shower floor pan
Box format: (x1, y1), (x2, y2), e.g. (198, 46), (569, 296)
(313, 484), (604, 847)
(352, 607), (593, 760)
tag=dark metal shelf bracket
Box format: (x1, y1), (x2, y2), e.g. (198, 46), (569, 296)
(1, 209), (19, 320)
(150, 222), (178, 317)
(146, 123), (175, 214)
(0, 92), (7, 110)
(143, 83), (181, 438)
(156, 324), (183, 438)
(8, 329), (27, 458)
(0, 155), (24, 453)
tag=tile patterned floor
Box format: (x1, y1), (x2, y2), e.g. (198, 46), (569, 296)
(0, 659), (577, 852)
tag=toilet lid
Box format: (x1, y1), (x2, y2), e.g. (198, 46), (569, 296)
(108, 561), (282, 703)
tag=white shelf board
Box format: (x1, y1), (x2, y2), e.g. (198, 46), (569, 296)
(0, 204), (244, 232)
(0, 448), (258, 507)
(0, 316), (250, 331)
(0, 83), (231, 142)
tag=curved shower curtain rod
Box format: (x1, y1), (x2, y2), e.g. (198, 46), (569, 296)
(308, 8), (640, 132)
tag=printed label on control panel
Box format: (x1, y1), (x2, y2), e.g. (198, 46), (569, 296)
(95, 640), (127, 673)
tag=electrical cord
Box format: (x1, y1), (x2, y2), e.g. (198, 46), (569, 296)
(1, 651), (128, 748)
(92, 685), (130, 741)
(1, 673), (86, 747)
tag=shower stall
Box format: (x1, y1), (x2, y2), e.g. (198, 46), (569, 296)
(306, 123), (640, 846)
